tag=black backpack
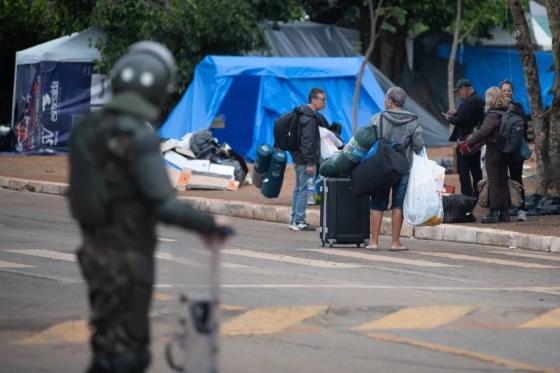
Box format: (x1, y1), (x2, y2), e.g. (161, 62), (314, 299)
(68, 112), (109, 225)
(496, 108), (525, 154)
(273, 107), (301, 151)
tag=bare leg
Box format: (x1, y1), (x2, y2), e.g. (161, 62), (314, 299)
(369, 210), (383, 248)
(391, 208), (404, 248)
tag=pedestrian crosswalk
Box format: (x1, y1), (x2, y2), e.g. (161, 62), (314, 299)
(305, 248), (459, 267)
(2, 245), (559, 278)
(13, 304), (560, 346)
(414, 251), (559, 269)
(352, 305), (474, 330)
(0, 259), (34, 269)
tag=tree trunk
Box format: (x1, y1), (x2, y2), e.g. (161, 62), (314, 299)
(447, 0), (462, 111)
(545, 0), (560, 196)
(353, 0), (382, 134)
(379, 20), (407, 84)
(508, 0), (549, 195)
(359, 4), (372, 57)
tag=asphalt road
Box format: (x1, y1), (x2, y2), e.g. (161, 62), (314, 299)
(1, 189), (559, 373)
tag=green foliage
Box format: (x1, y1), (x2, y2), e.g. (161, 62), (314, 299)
(378, 6), (407, 34)
(303, 0), (523, 41)
(252, 0), (305, 21)
(91, 0), (303, 95)
(0, 0), (94, 48)
(0, 0), (93, 122)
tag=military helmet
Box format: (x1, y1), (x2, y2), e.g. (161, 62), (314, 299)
(110, 41), (177, 108)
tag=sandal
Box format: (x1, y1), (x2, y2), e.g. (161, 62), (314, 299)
(389, 245), (408, 251)
(365, 244), (379, 250)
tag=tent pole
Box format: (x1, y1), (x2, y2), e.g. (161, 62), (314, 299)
(10, 54), (18, 130)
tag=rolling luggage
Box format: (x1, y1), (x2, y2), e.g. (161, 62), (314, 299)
(319, 178), (370, 247)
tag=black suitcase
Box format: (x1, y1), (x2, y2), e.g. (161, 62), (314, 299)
(319, 178), (370, 247)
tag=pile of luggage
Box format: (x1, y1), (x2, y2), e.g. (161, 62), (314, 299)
(161, 130), (248, 191)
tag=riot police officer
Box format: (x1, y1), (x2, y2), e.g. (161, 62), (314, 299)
(68, 41), (233, 372)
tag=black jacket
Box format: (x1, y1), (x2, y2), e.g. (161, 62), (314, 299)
(290, 104), (321, 165)
(449, 92), (485, 142)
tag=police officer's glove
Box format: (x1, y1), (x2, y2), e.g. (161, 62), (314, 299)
(214, 225), (235, 240)
(200, 217), (234, 249)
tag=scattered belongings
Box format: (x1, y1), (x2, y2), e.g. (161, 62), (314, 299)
(161, 130), (247, 191)
(525, 194), (560, 216)
(442, 195), (477, 223)
(437, 158), (453, 174)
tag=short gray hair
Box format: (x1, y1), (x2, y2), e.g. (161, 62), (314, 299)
(386, 86), (406, 107)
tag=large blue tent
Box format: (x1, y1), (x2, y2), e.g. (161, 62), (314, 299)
(159, 56), (386, 159)
(437, 44), (554, 115)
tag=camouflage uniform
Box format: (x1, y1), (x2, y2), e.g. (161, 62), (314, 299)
(70, 42), (225, 373)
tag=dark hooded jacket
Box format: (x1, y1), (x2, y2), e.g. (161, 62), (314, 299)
(369, 108), (424, 169)
(290, 104), (322, 166)
(448, 91), (485, 142)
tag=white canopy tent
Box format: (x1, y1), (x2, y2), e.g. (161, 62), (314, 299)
(11, 28), (108, 152)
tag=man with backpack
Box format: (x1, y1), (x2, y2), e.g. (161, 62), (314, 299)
(287, 87), (325, 231)
(68, 41), (233, 372)
(447, 79), (485, 199)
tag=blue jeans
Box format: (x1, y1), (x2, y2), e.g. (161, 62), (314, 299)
(291, 164), (314, 224)
(370, 174), (409, 211)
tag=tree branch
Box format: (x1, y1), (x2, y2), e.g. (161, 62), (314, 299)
(352, 0), (384, 134)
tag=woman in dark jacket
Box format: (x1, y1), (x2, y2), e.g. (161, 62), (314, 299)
(461, 87), (511, 223)
(499, 79), (528, 221)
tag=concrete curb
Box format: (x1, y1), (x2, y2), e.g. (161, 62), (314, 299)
(1, 176), (558, 253)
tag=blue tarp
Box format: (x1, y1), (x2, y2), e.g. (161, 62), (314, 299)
(159, 56), (386, 159)
(437, 44), (554, 115)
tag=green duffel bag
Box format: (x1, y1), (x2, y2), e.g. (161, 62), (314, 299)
(342, 125), (378, 163)
(260, 149), (287, 198)
(319, 151), (355, 177)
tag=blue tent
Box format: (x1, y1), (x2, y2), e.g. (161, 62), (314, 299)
(159, 56), (386, 159)
(436, 44), (554, 115)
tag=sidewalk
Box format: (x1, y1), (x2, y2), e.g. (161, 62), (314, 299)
(0, 153), (559, 253)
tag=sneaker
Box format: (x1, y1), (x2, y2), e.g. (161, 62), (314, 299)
(289, 222), (316, 231)
(517, 209), (528, 222)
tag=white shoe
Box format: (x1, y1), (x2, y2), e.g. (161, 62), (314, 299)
(289, 222), (316, 231)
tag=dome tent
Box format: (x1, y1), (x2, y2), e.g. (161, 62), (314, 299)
(159, 56), (386, 160)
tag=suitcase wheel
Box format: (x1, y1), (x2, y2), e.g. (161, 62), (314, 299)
(356, 243), (361, 247)
(329, 243), (333, 248)
(321, 242), (325, 247)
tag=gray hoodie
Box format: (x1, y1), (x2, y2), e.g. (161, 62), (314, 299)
(369, 109), (424, 169)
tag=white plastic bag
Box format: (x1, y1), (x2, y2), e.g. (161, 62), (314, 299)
(319, 126), (343, 160)
(404, 151), (445, 226)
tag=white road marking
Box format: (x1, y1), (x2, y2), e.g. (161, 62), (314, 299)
(2, 249), (246, 270)
(155, 252), (204, 267)
(5, 249), (76, 262)
(155, 251), (249, 269)
(223, 248), (363, 269)
(0, 260), (35, 269)
(158, 237), (176, 242)
(488, 250), (560, 262)
(415, 252), (558, 269)
(214, 284), (560, 294)
(306, 248), (458, 268)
